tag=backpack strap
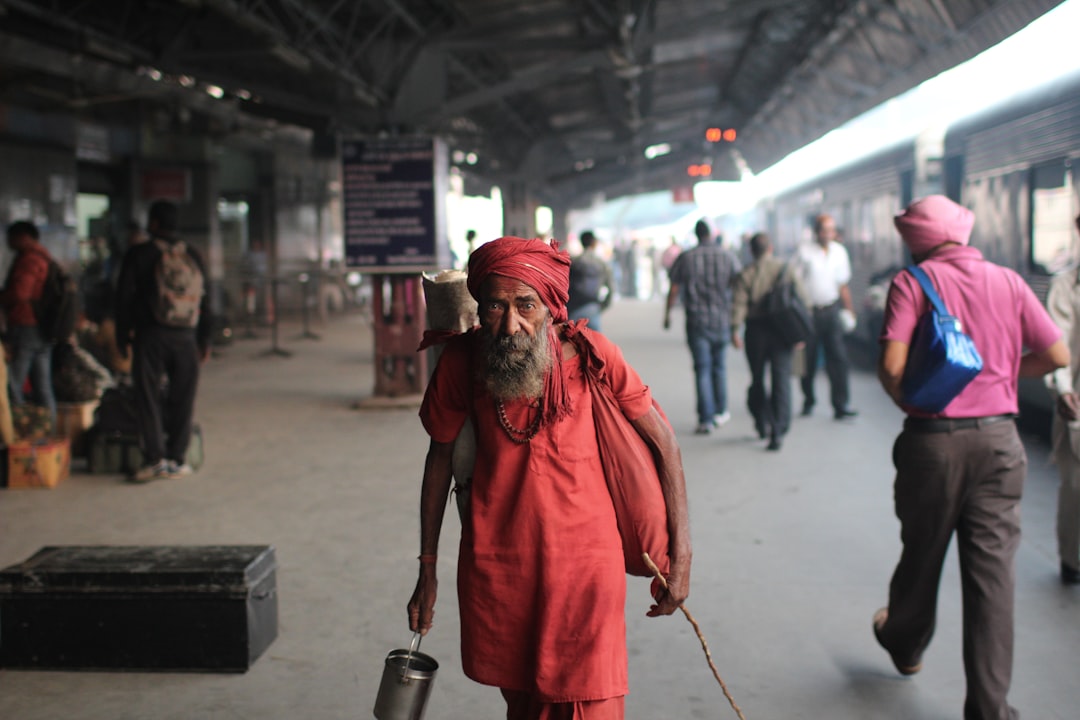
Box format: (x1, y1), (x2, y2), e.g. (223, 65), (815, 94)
(906, 264), (951, 317)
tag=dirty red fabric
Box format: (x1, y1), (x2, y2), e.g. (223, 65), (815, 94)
(420, 329), (653, 702)
(501, 689), (625, 719)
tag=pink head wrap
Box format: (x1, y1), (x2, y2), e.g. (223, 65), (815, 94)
(894, 195), (974, 256)
(466, 236), (574, 425)
(466, 236), (571, 322)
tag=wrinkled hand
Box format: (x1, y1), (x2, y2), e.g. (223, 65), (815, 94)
(1058, 393), (1080, 422)
(646, 565), (690, 617)
(407, 570), (438, 636)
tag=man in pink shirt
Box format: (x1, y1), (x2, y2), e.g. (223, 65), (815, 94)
(875, 195), (1068, 720)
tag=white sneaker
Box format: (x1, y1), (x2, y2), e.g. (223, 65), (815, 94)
(130, 460), (170, 484)
(713, 411), (732, 427)
(168, 461), (194, 479)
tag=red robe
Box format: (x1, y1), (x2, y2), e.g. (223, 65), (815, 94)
(420, 329), (653, 702)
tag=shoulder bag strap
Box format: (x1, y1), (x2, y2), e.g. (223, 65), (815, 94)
(906, 264), (950, 317)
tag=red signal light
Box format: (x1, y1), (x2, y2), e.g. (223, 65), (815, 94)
(705, 127), (739, 143)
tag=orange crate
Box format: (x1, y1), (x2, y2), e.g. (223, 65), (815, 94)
(5, 438), (71, 489)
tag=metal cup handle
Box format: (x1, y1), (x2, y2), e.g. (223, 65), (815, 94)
(400, 631), (422, 682)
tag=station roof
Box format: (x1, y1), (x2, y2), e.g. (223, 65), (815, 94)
(0, 0), (1066, 208)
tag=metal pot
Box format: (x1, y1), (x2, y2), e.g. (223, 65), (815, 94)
(373, 633), (439, 720)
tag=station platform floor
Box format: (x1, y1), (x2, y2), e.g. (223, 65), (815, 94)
(1, 297), (1079, 720)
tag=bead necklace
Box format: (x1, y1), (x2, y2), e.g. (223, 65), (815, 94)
(495, 397), (543, 443)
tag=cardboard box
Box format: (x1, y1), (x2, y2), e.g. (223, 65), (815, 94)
(4, 438), (71, 489)
(54, 400), (99, 457)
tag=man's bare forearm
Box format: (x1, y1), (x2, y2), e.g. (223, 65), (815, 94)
(419, 440), (456, 556)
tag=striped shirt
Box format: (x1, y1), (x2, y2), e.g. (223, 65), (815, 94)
(669, 243), (741, 331)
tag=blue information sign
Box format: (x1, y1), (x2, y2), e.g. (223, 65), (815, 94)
(342, 137), (448, 272)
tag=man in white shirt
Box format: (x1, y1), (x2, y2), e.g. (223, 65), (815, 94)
(1045, 212), (1080, 585)
(797, 214), (857, 419)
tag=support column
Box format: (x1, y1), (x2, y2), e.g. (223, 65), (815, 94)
(502, 180), (538, 238)
(358, 274), (427, 406)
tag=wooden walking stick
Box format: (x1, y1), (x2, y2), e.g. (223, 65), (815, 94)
(643, 552), (747, 720)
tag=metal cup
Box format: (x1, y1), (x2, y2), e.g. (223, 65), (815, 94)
(373, 633), (439, 720)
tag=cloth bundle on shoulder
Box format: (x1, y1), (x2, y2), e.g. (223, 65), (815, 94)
(570, 329), (671, 578)
(900, 264), (983, 413)
(762, 264), (812, 346)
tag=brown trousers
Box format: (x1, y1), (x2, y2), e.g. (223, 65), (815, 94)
(878, 420), (1024, 720)
(501, 690), (624, 720)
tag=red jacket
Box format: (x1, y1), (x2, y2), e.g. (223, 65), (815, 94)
(1, 242), (52, 327)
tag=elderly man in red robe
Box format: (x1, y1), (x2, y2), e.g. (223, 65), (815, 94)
(408, 236), (692, 719)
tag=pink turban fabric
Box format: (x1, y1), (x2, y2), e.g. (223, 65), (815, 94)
(466, 236), (572, 322)
(894, 195), (974, 256)
(466, 236), (575, 425)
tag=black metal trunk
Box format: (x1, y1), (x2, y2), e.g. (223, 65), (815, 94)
(0, 545), (278, 672)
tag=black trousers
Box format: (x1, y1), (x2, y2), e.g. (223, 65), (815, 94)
(800, 302), (850, 412)
(132, 326), (200, 464)
(744, 319), (793, 438)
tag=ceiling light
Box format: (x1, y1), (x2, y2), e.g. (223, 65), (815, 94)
(644, 143), (671, 159)
(205, 85), (225, 99)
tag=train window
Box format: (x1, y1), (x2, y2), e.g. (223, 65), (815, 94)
(1030, 161), (1076, 275)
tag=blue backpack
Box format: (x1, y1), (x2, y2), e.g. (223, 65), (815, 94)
(900, 265), (983, 413)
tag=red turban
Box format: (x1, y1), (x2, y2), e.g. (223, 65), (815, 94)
(894, 195), (974, 256)
(466, 236), (572, 323)
(467, 236), (574, 425)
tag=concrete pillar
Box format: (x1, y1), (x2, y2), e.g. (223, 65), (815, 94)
(502, 180), (538, 238)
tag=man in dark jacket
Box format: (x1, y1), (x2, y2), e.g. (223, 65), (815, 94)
(2, 221), (58, 424)
(115, 201), (211, 483)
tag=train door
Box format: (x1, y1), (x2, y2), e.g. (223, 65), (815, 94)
(1030, 159), (1077, 276)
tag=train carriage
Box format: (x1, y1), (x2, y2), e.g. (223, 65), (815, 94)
(748, 69), (1080, 431)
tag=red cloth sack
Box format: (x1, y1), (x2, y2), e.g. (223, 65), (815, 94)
(573, 331), (672, 578)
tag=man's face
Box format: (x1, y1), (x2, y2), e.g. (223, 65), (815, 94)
(815, 216), (837, 245)
(479, 275), (550, 340)
(478, 275), (552, 400)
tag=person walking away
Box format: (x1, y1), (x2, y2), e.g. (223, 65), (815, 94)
(408, 235), (691, 720)
(664, 219), (741, 434)
(731, 232), (810, 450)
(1, 221), (58, 425)
(875, 195), (1068, 720)
(1045, 212), (1080, 586)
(114, 201), (211, 483)
(797, 213), (857, 419)
(567, 230), (615, 331)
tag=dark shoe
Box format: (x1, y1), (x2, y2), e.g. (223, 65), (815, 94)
(800, 403), (814, 417)
(872, 608), (922, 676)
(1062, 563), (1080, 585)
(834, 407), (859, 420)
(755, 422), (771, 440)
(766, 434), (782, 451)
(693, 423), (713, 436)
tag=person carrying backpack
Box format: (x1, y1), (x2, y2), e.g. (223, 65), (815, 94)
(567, 230), (614, 331)
(114, 200), (211, 483)
(1, 220), (59, 425)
